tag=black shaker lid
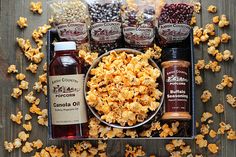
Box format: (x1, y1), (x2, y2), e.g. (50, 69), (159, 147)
(162, 48), (190, 62)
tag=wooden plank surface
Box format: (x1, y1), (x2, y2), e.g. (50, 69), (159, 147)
(0, 0), (235, 156)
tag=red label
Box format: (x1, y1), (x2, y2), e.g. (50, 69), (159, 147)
(164, 66), (190, 112)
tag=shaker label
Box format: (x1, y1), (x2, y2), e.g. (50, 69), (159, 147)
(158, 23), (191, 43)
(123, 26), (154, 47)
(49, 74), (87, 125)
(164, 66), (189, 112)
(91, 22), (121, 42)
(56, 22), (88, 42)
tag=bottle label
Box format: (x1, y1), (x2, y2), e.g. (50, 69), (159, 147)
(123, 26), (155, 47)
(49, 74), (87, 125)
(91, 22), (121, 43)
(164, 66), (190, 112)
(158, 23), (191, 43)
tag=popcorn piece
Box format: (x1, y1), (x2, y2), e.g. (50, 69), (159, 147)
(26, 63), (38, 74)
(194, 36), (200, 45)
(125, 144), (146, 157)
(24, 114), (32, 121)
(16, 38), (32, 53)
(23, 122), (32, 131)
(33, 81), (43, 92)
(38, 109), (48, 126)
(212, 16), (220, 24)
(216, 75), (234, 90)
(215, 52), (223, 62)
(194, 2), (201, 13)
(207, 5), (217, 13)
(4, 141), (14, 152)
(160, 124), (174, 138)
(25, 91), (36, 104)
(223, 50), (234, 61)
(180, 145), (191, 155)
(125, 130), (138, 138)
(38, 73), (47, 83)
(208, 144), (218, 154)
(190, 16), (197, 26)
(7, 65), (18, 73)
(215, 104), (224, 113)
(205, 61), (221, 72)
(195, 134), (208, 148)
(43, 63), (47, 72)
(11, 88), (22, 99)
(19, 80), (29, 90)
(219, 15), (230, 28)
(200, 124), (210, 135)
(227, 129), (236, 140)
(221, 33), (231, 43)
(17, 17), (28, 29)
(200, 90), (212, 103)
(22, 142), (33, 153)
(30, 2), (43, 14)
(32, 52), (45, 63)
(195, 75), (203, 85)
(226, 94), (236, 108)
(200, 33), (209, 42)
(10, 111), (23, 124)
(33, 139), (43, 149)
(201, 112), (213, 122)
(42, 85), (47, 96)
(193, 26), (203, 38)
(18, 131), (29, 141)
(208, 37), (221, 48)
(204, 24), (215, 36)
(207, 46), (219, 56)
(209, 130), (217, 138)
(166, 144), (175, 153)
(13, 138), (22, 148)
(30, 105), (42, 115)
(218, 122), (232, 134)
(172, 139), (185, 147)
(45, 146), (64, 157)
(78, 49), (99, 65)
(16, 73), (26, 81)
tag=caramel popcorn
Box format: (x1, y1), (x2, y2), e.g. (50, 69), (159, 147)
(23, 122), (32, 131)
(215, 103), (224, 113)
(208, 144), (218, 154)
(4, 141), (14, 152)
(32, 52), (45, 63)
(204, 61), (221, 72)
(86, 51), (162, 126)
(43, 63), (47, 72)
(7, 64), (18, 73)
(18, 131), (29, 141)
(30, 2), (43, 14)
(42, 85), (47, 96)
(180, 145), (191, 155)
(22, 142), (33, 153)
(16, 38), (32, 53)
(33, 81), (43, 92)
(195, 134), (208, 148)
(25, 91), (36, 104)
(166, 144), (175, 153)
(19, 80), (29, 90)
(219, 15), (230, 28)
(11, 87), (22, 99)
(200, 90), (212, 103)
(207, 46), (219, 56)
(16, 73), (26, 81)
(194, 2), (201, 13)
(216, 75), (234, 90)
(208, 37), (221, 48)
(160, 123), (174, 138)
(227, 129), (236, 140)
(226, 94), (236, 108)
(17, 17), (28, 29)
(212, 16), (220, 24)
(195, 75), (203, 85)
(193, 26), (203, 38)
(125, 130), (138, 138)
(125, 144), (146, 157)
(221, 33), (231, 43)
(209, 130), (217, 138)
(204, 24), (215, 36)
(218, 122), (232, 135)
(37, 109), (48, 126)
(215, 52), (223, 62)
(13, 138), (22, 148)
(45, 146), (64, 157)
(10, 111), (23, 124)
(207, 5), (217, 13)
(30, 105), (42, 115)
(38, 73), (47, 83)
(193, 36), (200, 45)
(200, 33), (209, 42)
(78, 49), (99, 65)
(33, 139), (43, 149)
(190, 16), (197, 26)
(200, 124), (210, 135)
(26, 63), (38, 73)
(201, 112), (213, 122)
(222, 50), (234, 61)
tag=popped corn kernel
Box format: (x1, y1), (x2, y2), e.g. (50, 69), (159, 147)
(207, 46), (219, 56)
(16, 37), (31, 53)
(218, 122), (232, 134)
(207, 5), (217, 13)
(193, 36), (200, 45)
(10, 111), (23, 124)
(190, 16), (197, 26)
(166, 144), (175, 153)
(4, 141), (14, 152)
(208, 37), (221, 48)
(208, 144), (218, 154)
(18, 131), (29, 141)
(7, 65), (18, 73)
(226, 94), (236, 107)
(42, 85), (47, 96)
(23, 122), (32, 131)
(195, 134), (208, 148)
(216, 75), (234, 90)
(17, 17), (28, 29)
(37, 109), (48, 126)
(172, 139), (185, 147)
(204, 24), (215, 36)
(223, 50), (234, 61)
(215, 52), (223, 62)
(204, 61), (221, 72)
(22, 142), (33, 153)
(30, 105), (42, 115)
(33, 81), (43, 92)
(227, 129), (236, 140)
(201, 112), (213, 122)
(24, 113), (32, 121)
(195, 60), (205, 70)
(32, 52), (44, 63)
(30, 2), (43, 14)
(26, 63), (38, 74)
(200, 90), (212, 103)
(209, 130), (217, 138)
(25, 91), (36, 104)
(43, 63), (47, 72)
(200, 124), (210, 135)
(193, 26), (203, 38)
(180, 145), (191, 155)
(200, 34), (209, 42)
(194, 2), (201, 13)
(125, 144), (146, 157)
(38, 73), (47, 83)
(13, 138), (22, 148)
(195, 75), (203, 85)
(11, 88), (22, 99)
(16, 73), (26, 81)
(219, 14), (230, 28)
(212, 16), (220, 24)
(125, 130), (138, 138)
(221, 33), (231, 43)
(45, 146), (64, 157)
(19, 80), (29, 90)
(215, 104), (224, 113)
(33, 139), (43, 149)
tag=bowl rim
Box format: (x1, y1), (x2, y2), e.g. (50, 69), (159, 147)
(84, 48), (165, 129)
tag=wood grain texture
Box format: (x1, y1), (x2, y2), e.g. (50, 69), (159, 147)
(0, 0), (235, 157)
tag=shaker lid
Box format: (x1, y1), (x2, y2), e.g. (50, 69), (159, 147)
(162, 48), (190, 62)
(54, 41), (76, 51)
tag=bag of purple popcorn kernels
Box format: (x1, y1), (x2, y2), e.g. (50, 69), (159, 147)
(158, 0), (194, 44)
(87, 0), (123, 54)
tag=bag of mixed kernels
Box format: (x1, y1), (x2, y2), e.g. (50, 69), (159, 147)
(158, 0), (194, 44)
(49, 0), (90, 50)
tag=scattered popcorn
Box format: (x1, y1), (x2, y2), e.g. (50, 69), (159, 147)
(16, 37), (32, 53)
(11, 88), (22, 99)
(10, 111), (23, 124)
(200, 33), (209, 42)
(166, 144), (175, 153)
(204, 24), (215, 36)
(215, 52), (223, 62)
(125, 144), (146, 157)
(23, 122), (32, 131)
(212, 16), (220, 24)
(209, 130), (217, 138)
(25, 91), (36, 104)
(200, 124), (210, 135)
(145, 44), (162, 60)
(219, 14), (230, 28)
(218, 122), (232, 134)
(18, 131), (29, 141)
(22, 142), (33, 153)
(4, 141), (14, 152)
(195, 134), (208, 148)
(200, 90), (212, 103)
(44, 146), (64, 157)
(30, 2), (43, 14)
(195, 75), (203, 85)
(33, 139), (43, 149)
(38, 73), (47, 84)
(227, 129), (236, 140)
(37, 109), (48, 126)
(216, 75), (234, 90)
(226, 94), (236, 108)
(16, 73), (26, 81)
(207, 46), (219, 56)
(32, 52), (45, 63)
(215, 104), (224, 113)
(221, 33), (231, 43)
(222, 50), (234, 61)
(33, 81), (43, 92)
(193, 36), (200, 45)
(201, 112), (213, 122)
(205, 61), (221, 72)
(30, 105), (42, 115)
(13, 138), (22, 148)
(19, 80), (29, 90)
(7, 65), (18, 73)
(26, 63), (38, 73)
(194, 2), (201, 13)
(17, 17), (28, 29)
(208, 144), (218, 154)
(207, 5), (217, 13)
(208, 37), (221, 48)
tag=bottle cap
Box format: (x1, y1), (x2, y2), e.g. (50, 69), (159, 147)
(162, 48), (190, 62)
(54, 41), (76, 52)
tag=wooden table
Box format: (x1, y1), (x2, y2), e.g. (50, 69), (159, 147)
(0, 0), (235, 156)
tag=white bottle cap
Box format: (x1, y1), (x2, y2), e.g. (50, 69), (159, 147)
(54, 41), (76, 52)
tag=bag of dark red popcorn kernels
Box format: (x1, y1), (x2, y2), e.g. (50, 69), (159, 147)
(121, 0), (158, 50)
(87, 0), (123, 54)
(158, 0), (194, 44)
